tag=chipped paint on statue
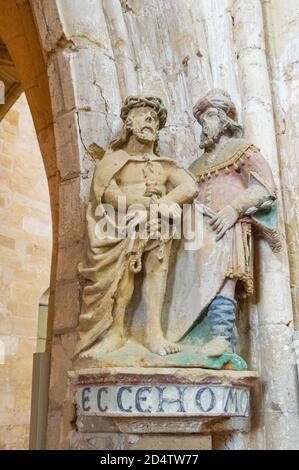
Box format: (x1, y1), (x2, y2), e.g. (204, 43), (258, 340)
(75, 90), (280, 371)
(75, 96), (198, 362)
(165, 89), (281, 368)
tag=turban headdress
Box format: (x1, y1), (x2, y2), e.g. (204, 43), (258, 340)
(193, 89), (237, 122)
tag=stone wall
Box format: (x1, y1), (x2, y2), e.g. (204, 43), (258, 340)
(28, 0), (299, 450)
(263, 0), (299, 329)
(0, 0), (298, 450)
(0, 95), (52, 449)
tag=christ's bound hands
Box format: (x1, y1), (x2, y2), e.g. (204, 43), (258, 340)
(126, 208), (148, 236)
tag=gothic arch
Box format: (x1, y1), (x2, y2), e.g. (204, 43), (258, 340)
(0, 0), (58, 347)
(0, 0), (85, 450)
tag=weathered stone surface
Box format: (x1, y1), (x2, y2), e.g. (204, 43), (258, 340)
(70, 430), (212, 450)
(69, 366), (259, 386)
(58, 178), (83, 244)
(53, 280), (80, 332)
(263, 0), (299, 331)
(49, 332), (77, 409)
(263, 411), (299, 450)
(69, 430), (127, 451)
(127, 434), (211, 450)
(54, 113), (82, 181)
(259, 324), (299, 414)
(2, 0), (299, 452)
(77, 414), (249, 434)
(56, 241), (82, 282)
(70, 366), (257, 447)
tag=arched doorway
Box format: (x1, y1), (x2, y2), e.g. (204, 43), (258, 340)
(0, 0), (57, 450)
(0, 94), (52, 449)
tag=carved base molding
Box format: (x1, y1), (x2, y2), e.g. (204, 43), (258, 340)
(69, 367), (258, 450)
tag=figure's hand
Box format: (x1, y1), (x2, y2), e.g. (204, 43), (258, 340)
(126, 208), (148, 236)
(210, 205), (239, 241)
(158, 202), (182, 221)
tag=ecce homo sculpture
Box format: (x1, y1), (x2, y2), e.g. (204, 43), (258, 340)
(75, 90), (280, 371)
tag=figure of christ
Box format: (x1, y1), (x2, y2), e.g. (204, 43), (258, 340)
(75, 96), (198, 359)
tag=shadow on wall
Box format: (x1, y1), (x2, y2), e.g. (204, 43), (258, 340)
(37, 289), (49, 353)
(29, 288), (50, 451)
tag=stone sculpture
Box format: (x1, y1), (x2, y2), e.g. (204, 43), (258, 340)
(166, 89), (281, 362)
(75, 96), (198, 359)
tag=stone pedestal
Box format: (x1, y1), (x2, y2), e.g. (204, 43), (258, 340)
(69, 367), (258, 450)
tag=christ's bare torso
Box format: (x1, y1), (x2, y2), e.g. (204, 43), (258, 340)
(110, 156), (169, 200)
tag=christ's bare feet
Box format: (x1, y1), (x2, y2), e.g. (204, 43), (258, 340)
(144, 335), (182, 356)
(79, 328), (126, 359)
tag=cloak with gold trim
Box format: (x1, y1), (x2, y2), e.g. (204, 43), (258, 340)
(164, 138), (281, 343)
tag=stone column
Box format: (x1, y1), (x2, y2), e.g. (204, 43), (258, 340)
(31, 0), (122, 449)
(231, 0), (299, 450)
(262, 0), (299, 330)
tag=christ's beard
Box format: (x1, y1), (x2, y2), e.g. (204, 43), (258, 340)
(199, 125), (223, 150)
(135, 129), (157, 144)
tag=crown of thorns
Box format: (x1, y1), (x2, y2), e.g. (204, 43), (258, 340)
(120, 96), (168, 129)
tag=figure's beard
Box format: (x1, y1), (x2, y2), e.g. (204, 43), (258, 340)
(134, 127), (158, 145)
(199, 124), (224, 150)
